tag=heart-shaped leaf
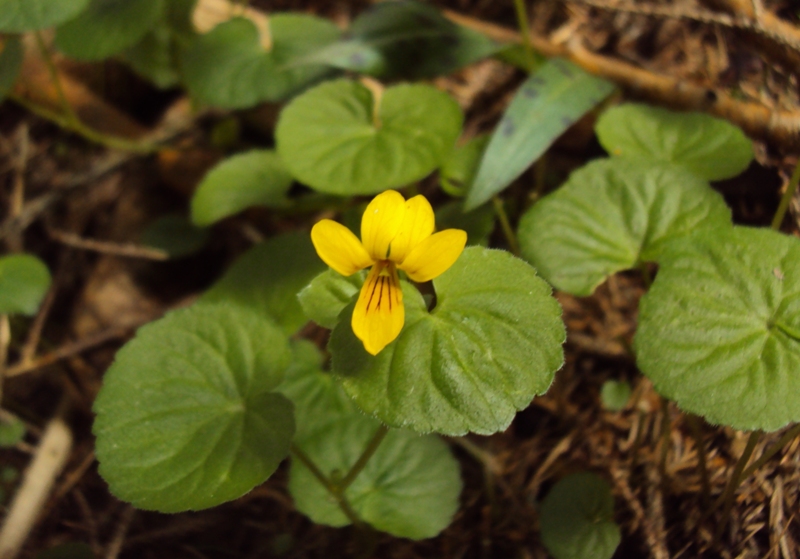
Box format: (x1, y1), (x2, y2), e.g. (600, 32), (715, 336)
(0, 415), (26, 447)
(276, 79), (463, 195)
(0, 254), (51, 316)
(595, 103), (753, 181)
(0, 0), (91, 32)
(191, 150), (293, 226)
(600, 380), (631, 412)
(330, 247), (565, 435)
(0, 36), (23, 101)
(539, 472), (621, 559)
(201, 232), (326, 335)
(518, 158), (732, 296)
(289, 416), (461, 539)
(465, 58), (614, 210)
(276, 340), (356, 441)
(276, 339), (462, 539)
(298, 269), (365, 330)
(93, 302), (294, 512)
(55, 0), (164, 60)
(635, 226), (800, 431)
(300, 0), (499, 79)
(180, 15), (340, 109)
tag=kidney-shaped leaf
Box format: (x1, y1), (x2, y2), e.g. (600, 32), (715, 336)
(201, 232), (326, 335)
(0, 254), (51, 316)
(289, 415), (461, 539)
(93, 302), (294, 512)
(465, 58), (614, 210)
(635, 226), (800, 432)
(539, 472), (621, 559)
(55, 0), (163, 60)
(180, 15), (339, 109)
(276, 79), (463, 195)
(595, 103), (753, 181)
(191, 150), (293, 226)
(330, 247), (565, 435)
(0, 0), (91, 32)
(518, 158), (732, 296)
(0, 36), (23, 102)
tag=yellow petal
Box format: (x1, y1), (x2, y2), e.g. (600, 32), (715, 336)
(352, 262), (404, 355)
(398, 229), (467, 283)
(390, 195), (435, 264)
(311, 219), (374, 276)
(360, 190), (406, 261)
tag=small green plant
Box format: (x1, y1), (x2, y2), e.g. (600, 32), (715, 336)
(2, 0), (797, 554)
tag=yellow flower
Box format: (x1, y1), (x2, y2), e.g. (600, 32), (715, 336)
(311, 190), (467, 355)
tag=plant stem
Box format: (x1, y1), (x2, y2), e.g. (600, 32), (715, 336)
(639, 262), (652, 289)
(340, 424), (389, 490)
(290, 444), (363, 527)
(739, 422), (800, 480)
(714, 430), (760, 540)
(24, 35), (157, 154)
(512, 0), (536, 71)
(492, 196), (519, 255)
(771, 159), (800, 230)
(686, 414), (711, 508)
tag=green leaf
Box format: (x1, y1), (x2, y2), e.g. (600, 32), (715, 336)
(0, 254), (51, 316)
(119, 0), (196, 88)
(518, 158), (732, 296)
(55, 0), (164, 60)
(201, 232), (326, 335)
(121, 27), (180, 88)
(191, 150), (293, 227)
(297, 269), (365, 330)
(600, 380), (631, 412)
(0, 36), (23, 101)
(539, 472), (621, 559)
(275, 340), (356, 441)
(179, 15), (340, 109)
(93, 302), (294, 512)
(330, 247), (565, 435)
(440, 135), (490, 197)
(140, 214), (209, 258)
(0, 415), (25, 447)
(435, 200), (495, 247)
(276, 79), (463, 195)
(635, 226), (800, 431)
(595, 103), (753, 181)
(289, 416), (461, 539)
(465, 58), (615, 210)
(300, 0), (499, 79)
(0, 0), (91, 32)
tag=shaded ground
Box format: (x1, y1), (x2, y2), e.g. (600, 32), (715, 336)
(2, 1), (800, 558)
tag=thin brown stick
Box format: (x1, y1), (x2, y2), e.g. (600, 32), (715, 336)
(5, 327), (133, 378)
(104, 506), (136, 559)
(443, 9), (800, 147)
(48, 229), (169, 261)
(18, 267), (60, 365)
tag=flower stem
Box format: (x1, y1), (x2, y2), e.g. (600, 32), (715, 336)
(639, 262), (652, 289)
(512, 0), (537, 71)
(24, 34), (157, 154)
(771, 159), (800, 230)
(492, 196), (519, 255)
(290, 444), (364, 527)
(714, 430), (760, 540)
(340, 424), (389, 490)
